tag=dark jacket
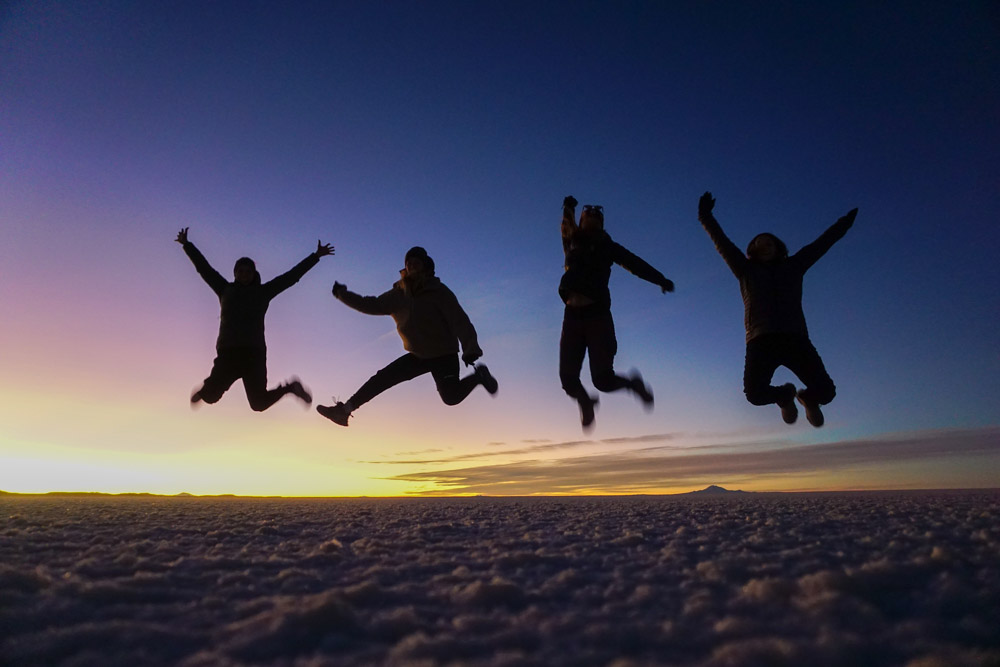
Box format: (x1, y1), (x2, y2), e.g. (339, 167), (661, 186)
(183, 242), (319, 351)
(559, 228), (670, 309)
(699, 212), (853, 342)
(336, 273), (482, 360)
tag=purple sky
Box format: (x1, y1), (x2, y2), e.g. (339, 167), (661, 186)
(1, 1), (997, 495)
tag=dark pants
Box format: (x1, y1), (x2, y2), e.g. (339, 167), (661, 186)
(559, 305), (631, 401)
(349, 353), (479, 409)
(743, 333), (836, 406)
(197, 347), (290, 412)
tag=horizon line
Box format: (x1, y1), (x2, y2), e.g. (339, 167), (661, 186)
(3, 486), (998, 499)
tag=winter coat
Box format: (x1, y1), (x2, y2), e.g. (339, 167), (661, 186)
(559, 228), (671, 309)
(183, 242), (319, 351)
(699, 212), (853, 342)
(336, 273), (482, 360)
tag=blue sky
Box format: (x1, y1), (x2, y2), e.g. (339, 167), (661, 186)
(1, 1), (997, 495)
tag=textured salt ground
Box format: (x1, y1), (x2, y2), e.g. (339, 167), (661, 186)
(1, 492), (998, 666)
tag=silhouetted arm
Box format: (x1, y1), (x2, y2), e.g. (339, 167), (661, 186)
(439, 285), (482, 364)
(561, 195), (578, 256)
(177, 228), (228, 296)
(334, 284), (405, 316)
(610, 242), (674, 293)
(263, 241), (333, 299)
(794, 208), (857, 271)
(698, 192), (746, 278)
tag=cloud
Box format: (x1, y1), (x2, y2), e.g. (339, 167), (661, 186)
(361, 438), (603, 465)
(386, 426), (1000, 495)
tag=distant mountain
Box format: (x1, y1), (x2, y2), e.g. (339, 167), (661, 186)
(685, 485), (748, 495)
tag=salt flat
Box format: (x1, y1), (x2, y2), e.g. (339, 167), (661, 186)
(1, 492), (997, 666)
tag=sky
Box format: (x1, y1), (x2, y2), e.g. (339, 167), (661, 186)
(1, 0), (998, 496)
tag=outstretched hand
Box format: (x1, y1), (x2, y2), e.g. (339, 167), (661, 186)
(175, 227), (189, 244)
(462, 349), (483, 366)
(332, 281), (347, 298)
(840, 208), (858, 225)
(661, 279), (675, 294)
(316, 240), (335, 257)
(698, 192), (715, 217)
(563, 195), (578, 209)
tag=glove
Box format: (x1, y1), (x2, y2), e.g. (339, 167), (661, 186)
(661, 279), (675, 294)
(332, 281), (346, 298)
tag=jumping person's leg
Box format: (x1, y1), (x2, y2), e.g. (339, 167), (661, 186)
(192, 351), (242, 405)
(743, 334), (798, 423)
(350, 353), (428, 409)
(426, 354), (485, 406)
(559, 309), (598, 428)
(317, 353), (427, 426)
(242, 350), (294, 412)
(785, 336), (835, 427)
(586, 311), (632, 394)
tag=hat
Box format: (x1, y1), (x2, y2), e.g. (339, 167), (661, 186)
(404, 246), (435, 274)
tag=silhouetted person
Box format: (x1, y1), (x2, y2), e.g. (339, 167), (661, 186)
(176, 227), (334, 411)
(316, 246), (497, 426)
(698, 192), (857, 427)
(559, 196), (675, 430)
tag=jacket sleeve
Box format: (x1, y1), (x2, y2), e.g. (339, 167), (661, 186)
(561, 203), (577, 257)
(610, 242), (672, 290)
(263, 252), (320, 299)
(699, 211), (746, 278)
(440, 286), (482, 357)
(794, 214), (854, 271)
(336, 285), (404, 316)
(182, 241), (229, 296)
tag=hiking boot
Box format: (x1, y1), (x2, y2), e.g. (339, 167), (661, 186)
(284, 377), (312, 405)
(628, 370), (654, 409)
(777, 383), (798, 424)
(796, 390), (825, 427)
(578, 394), (598, 431)
(475, 364), (499, 395)
(317, 402), (351, 426)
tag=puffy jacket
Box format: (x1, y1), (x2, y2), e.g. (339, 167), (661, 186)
(559, 228), (670, 309)
(336, 273), (482, 360)
(183, 242), (319, 351)
(699, 212), (853, 342)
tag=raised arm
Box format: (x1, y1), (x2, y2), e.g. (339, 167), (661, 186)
(610, 242), (675, 293)
(698, 192), (747, 278)
(332, 282), (405, 316)
(794, 208), (857, 271)
(561, 195), (578, 256)
(263, 240), (334, 298)
(176, 227), (228, 296)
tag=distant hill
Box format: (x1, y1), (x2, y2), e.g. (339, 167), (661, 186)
(684, 485), (749, 495)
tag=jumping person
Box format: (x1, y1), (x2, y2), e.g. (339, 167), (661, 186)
(176, 227), (334, 411)
(559, 195), (675, 430)
(316, 246), (497, 426)
(697, 192), (857, 427)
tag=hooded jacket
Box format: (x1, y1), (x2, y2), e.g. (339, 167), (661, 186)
(559, 228), (671, 309)
(699, 211), (853, 342)
(336, 273), (482, 360)
(183, 241), (319, 351)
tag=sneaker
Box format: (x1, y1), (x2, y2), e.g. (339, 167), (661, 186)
(578, 394), (599, 431)
(796, 390), (825, 427)
(317, 402), (351, 426)
(777, 383), (798, 424)
(628, 370), (654, 409)
(475, 364), (499, 395)
(284, 377), (312, 405)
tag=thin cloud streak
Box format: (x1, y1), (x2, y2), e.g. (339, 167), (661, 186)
(386, 426), (1000, 495)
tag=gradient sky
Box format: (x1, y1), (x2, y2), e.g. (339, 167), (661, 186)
(2, 1), (998, 496)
